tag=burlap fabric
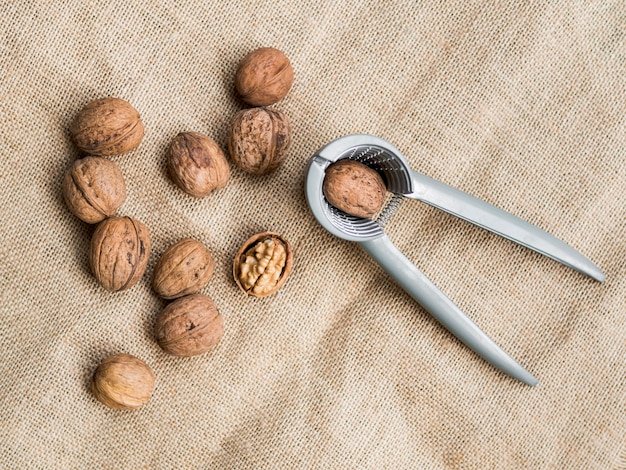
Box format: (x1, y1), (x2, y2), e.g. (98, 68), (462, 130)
(1, 1), (625, 468)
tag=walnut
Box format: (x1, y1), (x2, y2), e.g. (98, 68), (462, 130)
(234, 47), (294, 106)
(155, 293), (224, 357)
(233, 232), (293, 297)
(322, 159), (386, 218)
(62, 156), (126, 224)
(228, 107), (291, 175)
(152, 238), (215, 299)
(167, 131), (230, 198)
(89, 216), (151, 292)
(91, 353), (155, 410)
(70, 98), (144, 156)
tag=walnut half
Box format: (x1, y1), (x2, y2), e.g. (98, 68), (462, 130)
(233, 232), (293, 297)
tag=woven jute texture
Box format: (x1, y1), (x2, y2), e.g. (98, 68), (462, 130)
(1, 1), (625, 468)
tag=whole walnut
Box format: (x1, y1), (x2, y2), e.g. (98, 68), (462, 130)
(152, 238), (215, 299)
(62, 156), (126, 224)
(234, 47), (294, 106)
(233, 232), (293, 297)
(228, 107), (291, 175)
(91, 353), (155, 410)
(323, 159), (386, 219)
(89, 216), (151, 292)
(70, 98), (144, 156)
(155, 293), (224, 357)
(167, 131), (230, 198)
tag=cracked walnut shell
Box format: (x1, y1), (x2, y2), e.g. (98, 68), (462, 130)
(89, 216), (151, 292)
(152, 238), (215, 299)
(155, 293), (224, 357)
(70, 98), (144, 156)
(235, 47), (294, 106)
(62, 156), (126, 224)
(91, 353), (155, 410)
(233, 232), (293, 297)
(322, 159), (386, 219)
(228, 107), (291, 175)
(167, 131), (230, 198)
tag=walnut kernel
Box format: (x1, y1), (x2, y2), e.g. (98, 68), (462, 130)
(233, 232), (293, 297)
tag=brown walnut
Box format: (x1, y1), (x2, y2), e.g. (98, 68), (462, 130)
(155, 293), (224, 357)
(235, 47), (294, 106)
(228, 107), (291, 175)
(89, 216), (151, 292)
(70, 98), (144, 156)
(322, 159), (386, 219)
(167, 131), (230, 198)
(233, 232), (293, 297)
(91, 353), (155, 410)
(62, 156), (126, 224)
(152, 238), (215, 300)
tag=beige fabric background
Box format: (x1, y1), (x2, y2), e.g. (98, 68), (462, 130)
(0, 0), (625, 468)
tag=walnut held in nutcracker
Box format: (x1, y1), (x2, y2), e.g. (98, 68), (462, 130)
(89, 216), (151, 292)
(322, 159), (387, 219)
(70, 97), (144, 156)
(233, 232), (293, 297)
(228, 107), (291, 175)
(62, 156), (126, 224)
(152, 238), (215, 299)
(235, 47), (294, 106)
(155, 293), (224, 357)
(167, 131), (230, 198)
(91, 353), (155, 410)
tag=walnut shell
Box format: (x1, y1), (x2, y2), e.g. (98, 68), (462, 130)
(70, 98), (144, 156)
(91, 354), (155, 410)
(167, 131), (230, 198)
(228, 108), (291, 175)
(62, 156), (126, 224)
(322, 159), (386, 218)
(234, 47), (294, 106)
(152, 238), (215, 299)
(233, 232), (293, 297)
(155, 293), (224, 357)
(89, 216), (151, 292)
